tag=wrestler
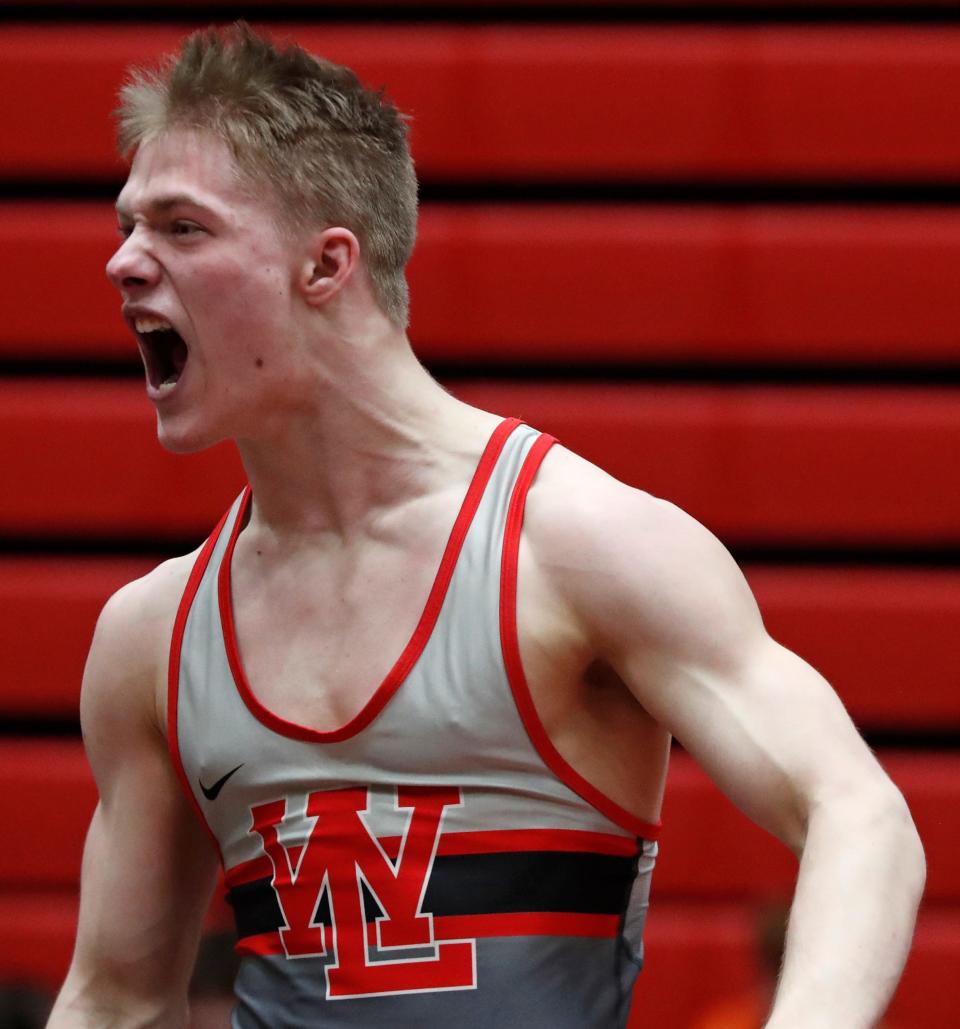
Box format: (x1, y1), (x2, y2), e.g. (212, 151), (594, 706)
(48, 24), (923, 1029)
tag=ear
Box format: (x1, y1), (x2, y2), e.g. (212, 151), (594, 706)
(299, 227), (361, 308)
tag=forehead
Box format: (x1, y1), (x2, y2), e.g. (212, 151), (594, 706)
(115, 128), (269, 220)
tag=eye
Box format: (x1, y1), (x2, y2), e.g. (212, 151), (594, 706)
(172, 220), (203, 237)
(117, 223), (134, 240)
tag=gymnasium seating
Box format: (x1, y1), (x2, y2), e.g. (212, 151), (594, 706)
(5, 25), (960, 182)
(0, 745), (954, 1024)
(4, 557), (957, 727)
(3, 379), (960, 545)
(8, 204), (960, 363)
(1, 6), (957, 1026)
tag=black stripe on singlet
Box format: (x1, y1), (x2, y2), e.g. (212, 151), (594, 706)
(228, 849), (640, 940)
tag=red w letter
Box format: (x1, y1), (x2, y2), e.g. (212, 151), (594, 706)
(250, 786), (476, 998)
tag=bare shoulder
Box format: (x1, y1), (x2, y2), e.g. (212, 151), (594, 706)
(523, 444), (763, 662)
(81, 550), (200, 757)
(524, 443), (688, 549)
(525, 442), (714, 550)
(53, 547), (221, 1019)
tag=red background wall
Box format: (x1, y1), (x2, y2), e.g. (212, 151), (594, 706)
(1, 2), (957, 1026)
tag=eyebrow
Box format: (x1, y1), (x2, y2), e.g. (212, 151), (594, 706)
(115, 193), (219, 219)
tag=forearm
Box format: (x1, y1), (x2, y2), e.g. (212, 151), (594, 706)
(765, 784), (925, 1029)
(48, 849), (202, 1029)
(47, 977), (188, 1029)
(47, 906), (202, 1029)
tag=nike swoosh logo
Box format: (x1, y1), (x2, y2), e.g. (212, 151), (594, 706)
(199, 763), (244, 801)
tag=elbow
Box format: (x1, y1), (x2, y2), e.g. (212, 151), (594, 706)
(891, 787), (926, 904)
(852, 780), (926, 904)
(806, 777), (926, 904)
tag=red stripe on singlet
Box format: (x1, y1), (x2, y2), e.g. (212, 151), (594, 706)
(234, 912), (620, 957)
(224, 826), (636, 888)
(167, 503), (237, 860)
(499, 433), (662, 841)
(218, 417), (523, 743)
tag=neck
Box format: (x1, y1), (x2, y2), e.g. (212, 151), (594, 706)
(235, 328), (496, 543)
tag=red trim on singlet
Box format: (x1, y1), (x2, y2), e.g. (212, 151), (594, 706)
(224, 854), (274, 889)
(236, 932), (285, 957)
(235, 912), (620, 956)
(167, 504), (237, 859)
(380, 827), (638, 862)
(218, 417), (522, 744)
(224, 826), (636, 888)
(434, 827), (637, 856)
(499, 435), (662, 841)
(432, 912), (619, 940)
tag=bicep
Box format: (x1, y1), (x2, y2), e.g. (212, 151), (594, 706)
(68, 740), (219, 1002)
(625, 628), (882, 852)
(54, 579), (219, 1020)
(555, 485), (891, 853)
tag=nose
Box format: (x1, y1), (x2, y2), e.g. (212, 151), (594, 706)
(106, 228), (161, 292)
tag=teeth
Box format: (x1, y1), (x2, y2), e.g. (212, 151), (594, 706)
(134, 316), (173, 333)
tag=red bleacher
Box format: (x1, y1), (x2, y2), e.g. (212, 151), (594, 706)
(7, 204), (960, 364)
(10, 744), (950, 902)
(5, 894), (956, 1028)
(3, 558), (958, 729)
(1, 744), (955, 1025)
(748, 566), (960, 729)
(5, 26), (960, 181)
(2, 379), (958, 546)
(1, 13), (956, 1026)
(0, 558), (154, 717)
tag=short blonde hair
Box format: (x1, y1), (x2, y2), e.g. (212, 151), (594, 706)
(116, 22), (418, 327)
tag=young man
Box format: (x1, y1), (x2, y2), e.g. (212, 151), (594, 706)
(48, 24), (924, 1028)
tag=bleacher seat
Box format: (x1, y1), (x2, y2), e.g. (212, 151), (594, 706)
(4, 26), (960, 182)
(6, 205), (960, 364)
(1, 13), (955, 1026)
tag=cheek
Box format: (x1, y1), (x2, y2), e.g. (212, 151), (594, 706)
(182, 245), (295, 356)
(206, 268), (291, 336)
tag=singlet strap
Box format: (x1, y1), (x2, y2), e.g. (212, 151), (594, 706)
(499, 434), (662, 841)
(215, 417), (523, 744)
(167, 495), (247, 858)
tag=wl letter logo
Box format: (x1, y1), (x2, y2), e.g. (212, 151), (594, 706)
(250, 785), (476, 999)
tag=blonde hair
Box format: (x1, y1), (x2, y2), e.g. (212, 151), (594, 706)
(116, 22), (418, 327)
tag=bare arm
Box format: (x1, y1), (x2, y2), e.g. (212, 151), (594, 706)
(48, 564), (219, 1028)
(531, 451), (925, 1028)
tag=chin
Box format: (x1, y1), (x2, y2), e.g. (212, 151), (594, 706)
(155, 413), (224, 455)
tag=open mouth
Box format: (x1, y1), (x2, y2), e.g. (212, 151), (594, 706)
(135, 321), (189, 393)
